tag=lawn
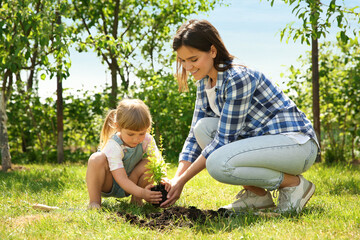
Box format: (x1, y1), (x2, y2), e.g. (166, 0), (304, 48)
(1, 162), (359, 239)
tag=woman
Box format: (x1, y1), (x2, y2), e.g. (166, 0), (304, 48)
(160, 19), (319, 213)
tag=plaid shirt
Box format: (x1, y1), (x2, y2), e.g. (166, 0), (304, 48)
(179, 65), (319, 163)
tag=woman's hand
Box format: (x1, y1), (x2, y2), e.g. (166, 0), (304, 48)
(141, 184), (163, 204)
(161, 178), (171, 192)
(160, 156), (206, 208)
(160, 177), (185, 208)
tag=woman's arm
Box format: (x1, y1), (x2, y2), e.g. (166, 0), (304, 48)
(179, 83), (207, 163)
(176, 156), (206, 183)
(160, 155), (206, 207)
(174, 160), (191, 178)
(111, 168), (163, 204)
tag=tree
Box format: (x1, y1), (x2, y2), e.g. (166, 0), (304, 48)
(72, 0), (223, 108)
(0, 0), (36, 170)
(283, 38), (360, 163)
(0, 0), (72, 167)
(0, 91), (11, 171)
(47, 0), (73, 164)
(265, 0), (359, 161)
(1, 0), (224, 165)
(53, 1), (73, 164)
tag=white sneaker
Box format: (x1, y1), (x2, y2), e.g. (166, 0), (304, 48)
(220, 189), (275, 212)
(276, 175), (315, 213)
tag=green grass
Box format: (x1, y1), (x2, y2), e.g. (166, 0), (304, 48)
(1, 162), (359, 239)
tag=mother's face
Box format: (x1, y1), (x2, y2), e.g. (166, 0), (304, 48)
(176, 45), (218, 81)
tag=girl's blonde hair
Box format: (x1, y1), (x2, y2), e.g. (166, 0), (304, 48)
(99, 99), (152, 149)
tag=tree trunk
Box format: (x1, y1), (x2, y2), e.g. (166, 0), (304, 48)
(0, 92), (11, 172)
(311, 0), (321, 163)
(110, 58), (118, 109)
(56, 6), (64, 164)
(311, 36), (321, 162)
(27, 42), (38, 91)
(57, 72), (64, 164)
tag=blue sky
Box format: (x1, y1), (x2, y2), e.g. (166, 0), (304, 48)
(38, 0), (358, 98)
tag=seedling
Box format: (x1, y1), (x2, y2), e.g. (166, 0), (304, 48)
(144, 134), (168, 206)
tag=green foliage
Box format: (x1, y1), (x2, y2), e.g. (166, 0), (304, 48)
(7, 88), (56, 163)
(71, 0), (224, 105)
(63, 89), (108, 154)
(0, 0), (74, 79)
(1, 0), (220, 165)
(283, 38), (360, 163)
(0, 0), (75, 167)
(264, 0), (359, 44)
(6, 70), (196, 164)
(133, 70), (197, 161)
(6, 87), (110, 163)
(144, 134), (168, 185)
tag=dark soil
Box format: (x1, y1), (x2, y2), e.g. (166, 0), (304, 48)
(116, 206), (229, 230)
(150, 184), (168, 207)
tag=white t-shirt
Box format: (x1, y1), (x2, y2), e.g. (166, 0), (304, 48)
(205, 79), (221, 116)
(101, 133), (162, 171)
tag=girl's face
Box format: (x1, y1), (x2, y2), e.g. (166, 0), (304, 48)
(177, 45), (217, 81)
(119, 128), (147, 148)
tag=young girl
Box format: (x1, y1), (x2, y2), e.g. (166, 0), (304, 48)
(162, 19), (319, 214)
(86, 99), (169, 209)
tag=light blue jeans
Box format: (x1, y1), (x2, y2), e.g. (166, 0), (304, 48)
(194, 118), (318, 190)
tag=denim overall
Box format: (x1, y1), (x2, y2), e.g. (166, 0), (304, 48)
(101, 134), (144, 198)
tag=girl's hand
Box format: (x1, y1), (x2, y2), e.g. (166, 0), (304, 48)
(161, 178), (171, 192)
(160, 177), (185, 208)
(141, 184), (163, 204)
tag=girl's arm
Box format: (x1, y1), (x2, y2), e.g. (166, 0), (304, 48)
(111, 168), (163, 204)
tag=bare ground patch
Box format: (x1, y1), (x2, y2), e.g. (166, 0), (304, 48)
(6, 214), (47, 229)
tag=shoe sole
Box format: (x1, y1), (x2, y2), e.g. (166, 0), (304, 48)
(296, 181), (315, 213)
(257, 203), (276, 210)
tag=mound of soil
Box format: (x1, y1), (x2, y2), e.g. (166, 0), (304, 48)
(116, 206), (229, 230)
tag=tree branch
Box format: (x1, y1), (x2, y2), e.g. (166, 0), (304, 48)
(73, 2), (112, 67)
(100, 8), (108, 35)
(112, 0), (120, 38)
(120, 4), (145, 39)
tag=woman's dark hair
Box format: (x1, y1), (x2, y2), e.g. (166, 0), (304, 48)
(173, 19), (234, 91)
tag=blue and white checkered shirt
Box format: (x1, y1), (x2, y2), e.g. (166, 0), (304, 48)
(179, 65), (319, 163)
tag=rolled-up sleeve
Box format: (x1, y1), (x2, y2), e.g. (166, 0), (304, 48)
(179, 84), (206, 163)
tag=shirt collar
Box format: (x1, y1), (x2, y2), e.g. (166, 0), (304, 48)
(196, 63), (228, 88)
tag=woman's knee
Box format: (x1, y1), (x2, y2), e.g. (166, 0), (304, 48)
(193, 118), (207, 140)
(194, 118), (218, 149)
(206, 152), (225, 182)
